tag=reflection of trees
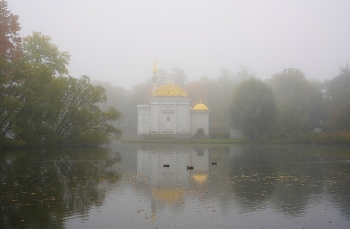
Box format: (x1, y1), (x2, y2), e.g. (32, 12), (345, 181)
(228, 146), (350, 217)
(271, 147), (350, 218)
(0, 148), (121, 229)
(228, 147), (277, 212)
(327, 163), (350, 219)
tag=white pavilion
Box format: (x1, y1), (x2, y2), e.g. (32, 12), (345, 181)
(137, 61), (209, 138)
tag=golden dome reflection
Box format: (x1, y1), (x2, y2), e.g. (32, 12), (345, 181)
(192, 173), (208, 184)
(152, 188), (184, 203)
(152, 83), (188, 97)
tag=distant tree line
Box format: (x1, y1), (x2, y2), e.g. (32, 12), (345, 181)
(0, 1), (121, 148)
(231, 66), (350, 139)
(95, 62), (350, 140)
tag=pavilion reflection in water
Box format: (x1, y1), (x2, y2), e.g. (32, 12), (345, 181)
(137, 146), (209, 204)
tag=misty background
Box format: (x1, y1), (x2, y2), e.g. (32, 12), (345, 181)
(3, 0), (350, 141)
(8, 0), (350, 89)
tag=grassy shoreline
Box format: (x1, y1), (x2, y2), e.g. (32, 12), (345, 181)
(2, 132), (350, 149)
(122, 132), (350, 146)
(121, 138), (295, 145)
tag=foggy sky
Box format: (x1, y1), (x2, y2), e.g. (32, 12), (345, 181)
(8, 0), (350, 89)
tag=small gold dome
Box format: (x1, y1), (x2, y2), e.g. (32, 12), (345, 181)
(193, 103), (209, 110)
(152, 83), (188, 97)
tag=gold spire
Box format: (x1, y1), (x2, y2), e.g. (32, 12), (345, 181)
(152, 59), (158, 73)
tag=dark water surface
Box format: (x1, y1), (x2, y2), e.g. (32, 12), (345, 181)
(1, 142), (350, 229)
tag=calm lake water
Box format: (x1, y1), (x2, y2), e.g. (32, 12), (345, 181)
(1, 142), (350, 229)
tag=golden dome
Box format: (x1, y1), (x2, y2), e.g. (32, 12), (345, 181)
(193, 103), (209, 110)
(152, 83), (188, 97)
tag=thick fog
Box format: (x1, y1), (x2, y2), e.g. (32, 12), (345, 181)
(8, 0), (350, 89)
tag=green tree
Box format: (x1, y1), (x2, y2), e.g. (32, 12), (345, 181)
(270, 68), (324, 135)
(0, 1), (24, 143)
(326, 64), (350, 105)
(92, 80), (134, 136)
(157, 68), (168, 86)
(1, 31), (69, 142)
(207, 67), (255, 137)
(157, 67), (188, 87)
(2, 31), (122, 147)
(14, 75), (122, 146)
(6, 32), (70, 144)
(0, 60), (28, 140)
(22, 31), (70, 76)
(233, 66), (254, 84)
(326, 63), (350, 131)
(185, 76), (209, 107)
(170, 67), (187, 88)
(0, 0), (22, 61)
(231, 78), (277, 139)
(330, 103), (350, 131)
(207, 68), (234, 136)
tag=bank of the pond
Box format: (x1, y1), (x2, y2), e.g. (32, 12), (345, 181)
(122, 132), (350, 146)
(3, 132), (350, 149)
(122, 131), (350, 146)
(121, 138), (295, 145)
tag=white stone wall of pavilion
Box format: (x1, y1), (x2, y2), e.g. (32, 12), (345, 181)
(137, 104), (150, 134)
(149, 96), (191, 134)
(191, 111), (209, 136)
